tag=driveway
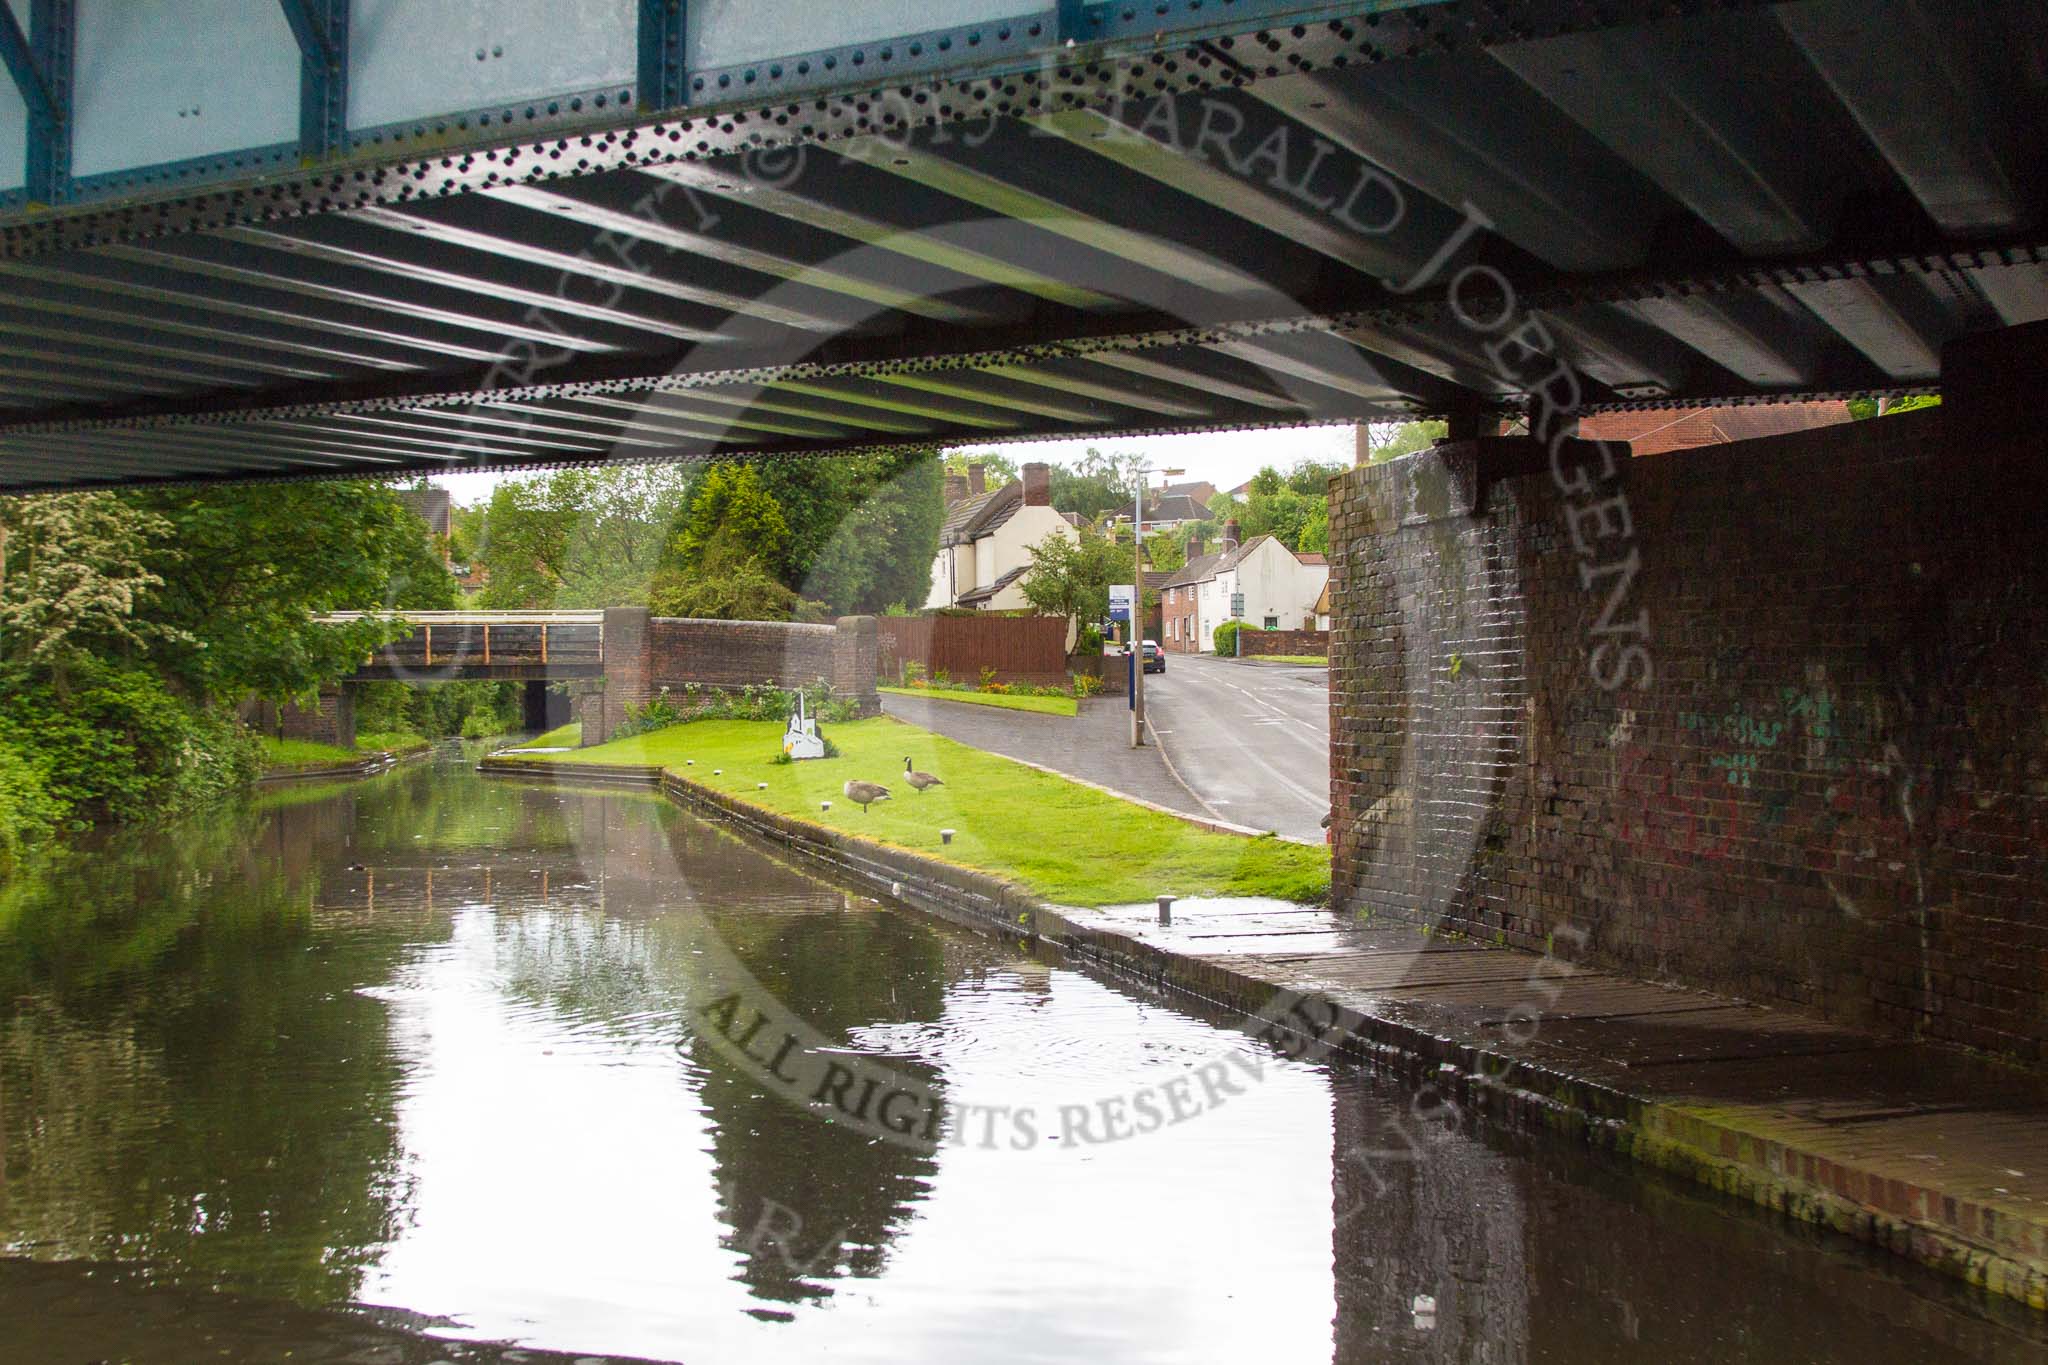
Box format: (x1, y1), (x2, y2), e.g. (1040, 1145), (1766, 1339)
(1142, 653), (1329, 841)
(878, 691), (1208, 819)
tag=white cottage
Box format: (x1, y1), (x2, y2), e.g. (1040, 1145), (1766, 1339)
(1159, 519), (1329, 653)
(925, 462), (1077, 611)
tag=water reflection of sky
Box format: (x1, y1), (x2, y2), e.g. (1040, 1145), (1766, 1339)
(5, 763), (2039, 1365)
(358, 900), (1338, 1364)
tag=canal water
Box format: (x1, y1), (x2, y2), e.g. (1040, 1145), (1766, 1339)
(0, 748), (2040, 1364)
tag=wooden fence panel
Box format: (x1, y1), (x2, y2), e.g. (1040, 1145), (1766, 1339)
(878, 614), (1070, 684)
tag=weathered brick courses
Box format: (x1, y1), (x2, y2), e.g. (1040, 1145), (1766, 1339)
(1239, 628), (1329, 657)
(595, 612), (881, 741)
(1328, 415), (2047, 1064)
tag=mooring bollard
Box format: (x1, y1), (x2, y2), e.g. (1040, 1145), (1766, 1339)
(712, 768), (722, 775)
(821, 801), (831, 812)
(1157, 894), (1176, 926)
(685, 759), (693, 765)
(940, 828), (955, 845)
(757, 782), (768, 790)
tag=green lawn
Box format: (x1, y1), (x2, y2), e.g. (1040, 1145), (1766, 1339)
(356, 731), (431, 755)
(529, 716), (1327, 907)
(1253, 655), (1328, 666)
(878, 685), (1076, 717)
(258, 731), (427, 773)
(256, 736), (362, 771)
(509, 722), (582, 749)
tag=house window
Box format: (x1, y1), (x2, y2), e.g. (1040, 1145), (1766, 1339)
(1263, 615), (1279, 629)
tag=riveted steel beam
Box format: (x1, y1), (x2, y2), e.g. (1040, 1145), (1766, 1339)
(279, 0), (348, 161)
(0, 3), (51, 126)
(5, 0), (72, 204)
(638, 0), (687, 113)
(0, 1), (1795, 258)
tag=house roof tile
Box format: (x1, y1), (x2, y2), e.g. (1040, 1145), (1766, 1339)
(940, 481), (1022, 544)
(957, 564), (1030, 604)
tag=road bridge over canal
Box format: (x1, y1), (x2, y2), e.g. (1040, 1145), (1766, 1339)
(321, 611), (606, 682)
(0, 1), (2038, 491)
(3, 0), (2046, 1159)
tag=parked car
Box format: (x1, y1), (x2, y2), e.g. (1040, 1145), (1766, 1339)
(1138, 639), (1165, 674)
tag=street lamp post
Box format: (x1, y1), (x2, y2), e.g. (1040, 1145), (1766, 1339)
(1130, 465), (1183, 748)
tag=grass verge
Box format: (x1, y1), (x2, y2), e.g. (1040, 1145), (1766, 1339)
(356, 731), (431, 755)
(509, 722), (582, 749)
(258, 731), (428, 773)
(256, 736), (361, 771)
(1252, 654), (1328, 666)
(878, 685), (1076, 717)
(527, 716), (1327, 907)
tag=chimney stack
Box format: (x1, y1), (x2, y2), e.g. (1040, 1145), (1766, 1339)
(1022, 461), (1051, 507)
(1223, 517), (1240, 552)
(944, 472), (969, 504)
(968, 462), (987, 496)
(1187, 529), (1206, 560)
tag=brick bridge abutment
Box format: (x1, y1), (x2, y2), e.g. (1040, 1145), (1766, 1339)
(1327, 321), (2046, 1065)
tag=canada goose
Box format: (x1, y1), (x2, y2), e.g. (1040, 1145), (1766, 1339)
(903, 757), (943, 793)
(843, 779), (892, 812)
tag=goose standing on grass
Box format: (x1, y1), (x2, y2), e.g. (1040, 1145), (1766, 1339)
(843, 779), (892, 813)
(903, 757), (944, 794)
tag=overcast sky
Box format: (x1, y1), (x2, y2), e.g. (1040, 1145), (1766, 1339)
(430, 423), (1360, 505)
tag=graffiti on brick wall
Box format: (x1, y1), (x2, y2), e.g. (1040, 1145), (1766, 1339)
(1614, 666), (1905, 899)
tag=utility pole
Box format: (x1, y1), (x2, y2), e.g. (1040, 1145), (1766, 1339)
(1130, 465), (1182, 747)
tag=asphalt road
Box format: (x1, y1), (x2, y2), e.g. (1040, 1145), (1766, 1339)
(1143, 653), (1330, 842)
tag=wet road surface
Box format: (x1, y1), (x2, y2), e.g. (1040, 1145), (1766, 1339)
(1144, 653), (1330, 840)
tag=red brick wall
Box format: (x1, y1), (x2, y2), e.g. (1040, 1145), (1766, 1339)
(1328, 416), (2046, 1063)
(649, 617), (839, 692)
(243, 686), (356, 749)
(832, 616), (880, 715)
(599, 607), (653, 743)
(1240, 628), (1329, 657)
(876, 613), (1070, 685)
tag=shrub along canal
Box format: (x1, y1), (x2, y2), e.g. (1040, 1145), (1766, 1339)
(0, 747), (2039, 1364)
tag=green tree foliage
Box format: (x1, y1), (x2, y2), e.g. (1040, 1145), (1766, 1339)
(0, 741), (61, 873)
(1847, 395), (1941, 420)
(131, 480), (455, 702)
(1048, 447), (1146, 523)
(475, 464), (688, 609)
(1145, 531), (1187, 575)
(669, 461), (791, 570)
(797, 452), (944, 614)
(745, 450), (942, 614)
(650, 544), (816, 622)
(1020, 528), (1128, 624)
(0, 478), (448, 845)
(0, 493), (182, 692)
(1214, 620), (1265, 655)
(1202, 484), (1319, 554)
(651, 460), (811, 621)
(942, 450), (1020, 484)
(353, 677), (523, 741)
(1298, 500), (1330, 555)
(467, 452), (942, 621)
(1366, 419), (1446, 464)
(1284, 459), (1346, 495)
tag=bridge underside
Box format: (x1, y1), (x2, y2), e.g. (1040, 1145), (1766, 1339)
(348, 663), (603, 683)
(0, 1), (2042, 491)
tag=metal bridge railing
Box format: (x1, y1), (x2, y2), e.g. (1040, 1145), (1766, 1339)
(318, 612), (605, 671)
